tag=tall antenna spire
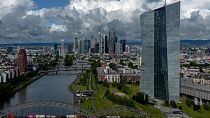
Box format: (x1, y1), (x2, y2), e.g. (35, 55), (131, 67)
(165, 0), (167, 6)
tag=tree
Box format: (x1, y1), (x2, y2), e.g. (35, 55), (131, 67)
(178, 106), (182, 110)
(199, 67), (204, 73)
(109, 63), (116, 70)
(193, 105), (201, 111)
(120, 59), (126, 66)
(132, 92), (148, 105)
(145, 95), (149, 104)
(103, 82), (110, 88)
(164, 101), (169, 106)
(170, 100), (177, 108)
(186, 98), (193, 107)
(90, 59), (101, 74)
(203, 104), (210, 110)
(128, 62), (134, 68)
(64, 55), (74, 66)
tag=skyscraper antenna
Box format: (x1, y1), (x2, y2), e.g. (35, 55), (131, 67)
(165, 0), (167, 6)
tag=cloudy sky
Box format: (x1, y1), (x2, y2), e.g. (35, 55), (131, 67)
(0, 0), (210, 43)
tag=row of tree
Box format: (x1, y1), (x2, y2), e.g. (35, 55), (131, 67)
(90, 59), (101, 75)
(112, 83), (131, 94)
(132, 92), (149, 105)
(105, 89), (135, 108)
(64, 55), (74, 66)
(186, 98), (210, 111)
(39, 59), (58, 70)
(182, 61), (210, 68)
(164, 100), (177, 108)
(79, 71), (90, 85)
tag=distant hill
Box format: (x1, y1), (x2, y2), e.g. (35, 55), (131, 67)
(180, 40), (210, 46)
(0, 42), (73, 47)
(126, 39), (141, 45)
(126, 39), (210, 46)
(0, 39), (210, 47)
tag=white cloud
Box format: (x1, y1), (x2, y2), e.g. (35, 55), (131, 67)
(26, 9), (47, 18)
(0, 0), (210, 42)
(49, 24), (67, 32)
(0, 0), (33, 19)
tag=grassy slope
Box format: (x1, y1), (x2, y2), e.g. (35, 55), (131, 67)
(81, 84), (164, 117)
(178, 97), (210, 118)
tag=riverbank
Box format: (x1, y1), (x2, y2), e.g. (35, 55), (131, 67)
(69, 75), (85, 93)
(13, 72), (47, 93)
(0, 71), (48, 106)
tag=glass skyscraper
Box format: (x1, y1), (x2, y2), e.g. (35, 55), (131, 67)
(140, 2), (180, 102)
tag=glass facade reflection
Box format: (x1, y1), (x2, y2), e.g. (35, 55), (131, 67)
(140, 2), (180, 102)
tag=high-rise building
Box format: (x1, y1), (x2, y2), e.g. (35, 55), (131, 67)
(77, 38), (81, 54)
(114, 37), (118, 53)
(54, 43), (58, 51)
(95, 43), (99, 53)
(104, 36), (109, 53)
(125, 45), (130, 53)
(99, 29), (102, 53)
(77, 38), (91, 54)
(90, 35), (98, 53)
(74, 37), (78, 53)
(54, 43), (59, 57)
(120, 40), (126, 53)
(67, 43), (74, 54)
(84, 39), (91, 53)
(109, 30), (116, 56)
(140, 2), (180, 102)
(61, 39), (65, 57)
(91, 35), (96, 49)
(6, 47), (13, 54)
(18, 49), (27, 74)
(99, 34), (106, 54)
(115, 42), (121, 55)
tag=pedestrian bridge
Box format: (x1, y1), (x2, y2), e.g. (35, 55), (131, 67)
(0, 101), (89, 116)
(46, 67), (90, 72)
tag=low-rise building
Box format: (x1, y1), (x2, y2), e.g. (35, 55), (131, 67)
(1, 72), (7, 83)
(180, 78), (210, 105)
(97, 67), (120, 83)
(119, 67), (140, 84)
(193, 73), (210, 85)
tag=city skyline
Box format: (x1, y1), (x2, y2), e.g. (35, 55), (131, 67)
(0, 0), (210, 117)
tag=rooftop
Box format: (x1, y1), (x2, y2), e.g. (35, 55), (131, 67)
(181, 78), (210, 92)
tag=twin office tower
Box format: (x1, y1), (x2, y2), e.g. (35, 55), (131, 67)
(140, 2), (180, 102)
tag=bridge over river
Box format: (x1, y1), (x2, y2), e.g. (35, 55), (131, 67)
(0, 101), (149, 117)
(0, 101), (89, 116)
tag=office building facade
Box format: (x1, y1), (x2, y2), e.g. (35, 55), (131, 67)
(18, 49), (27, 74)
(61, 39), (65, 57)
(67, 43), (74, 54)
(120, 40), (126, 53)
(140, 2), (180, 102)
(109, 30), (116, 56)
(104, 36), (109, 53)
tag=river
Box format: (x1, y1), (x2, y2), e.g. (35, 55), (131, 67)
(0, 70), (78, 115)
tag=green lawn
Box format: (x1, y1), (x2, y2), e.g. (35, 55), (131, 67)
(127, 84), (140, 97)
(178, 97), (210, 118)
(71, 71), (163, 117)
(81, 84), (164, 117)
(70, 84), (87, 92)
(125, 85), (163, 117)
(81, 84), (121, 112)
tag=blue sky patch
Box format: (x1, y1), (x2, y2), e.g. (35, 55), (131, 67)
(33, 0), (69, 9)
